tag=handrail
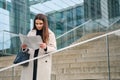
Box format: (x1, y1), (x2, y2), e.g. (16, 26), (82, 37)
(0, 28), (120, 72)
(56, 19), (91, 39)
(109, 17), (120, 27)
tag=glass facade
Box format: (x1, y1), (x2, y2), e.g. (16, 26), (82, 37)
(0, 0), (120, 55)
(84, 0), (101, 21)
(10, 0), (30, 54)
(47, 5), (84, 37)
(84, 0), (120, 23)
(0, 0), (31, 55)
(0, 0), (84, 55)
(108, 0), (120, 18)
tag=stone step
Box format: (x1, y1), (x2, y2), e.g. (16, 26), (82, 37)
(53, 45), (120, 60)
(53, 53), (82, 61)
(82, 52), (120, 58)
(0, 55), (15, 61)
(55, 72), (120, 80)
(74, 32), (105, 44)
(0, 55), (15, 67)
(53, 53), (120, 64)
(74, 36), (120, 50)
(53, 49), (120, 63)
(0, 66), (55, 80)
(52, 61), (120, 69)
(0, 66), (22, 77)
(62, 66), (120, 74)
(77, 56), (120, 62)
(53, 64), (120, 75)
(0, 76), (20, 80)
(74, 41), (120, 51)
(53, 48), (106, 57)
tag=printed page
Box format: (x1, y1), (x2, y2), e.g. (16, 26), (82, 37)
(19, 34), (42, 50)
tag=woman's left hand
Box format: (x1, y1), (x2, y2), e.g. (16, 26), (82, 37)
(40, 43), (47, 49)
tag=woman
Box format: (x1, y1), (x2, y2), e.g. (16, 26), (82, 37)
(21, 14), (57, 80)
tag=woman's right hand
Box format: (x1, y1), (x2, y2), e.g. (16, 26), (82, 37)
(21, 44), (27, 49)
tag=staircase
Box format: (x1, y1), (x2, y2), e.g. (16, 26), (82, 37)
(52, 33), (120, 80)
(0, 56), (22, 80)
(0, 32), (120, 80)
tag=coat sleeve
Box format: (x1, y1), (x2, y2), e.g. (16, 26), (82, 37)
(46, 31), (57, 53)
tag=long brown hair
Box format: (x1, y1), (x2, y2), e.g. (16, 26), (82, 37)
(33, 14), (49, 44)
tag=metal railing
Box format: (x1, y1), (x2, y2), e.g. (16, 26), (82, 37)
(56, 19), (107, 49)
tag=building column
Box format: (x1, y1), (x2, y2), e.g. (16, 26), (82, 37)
(10, 0), (30, 54)
(101, 0), (109, 27)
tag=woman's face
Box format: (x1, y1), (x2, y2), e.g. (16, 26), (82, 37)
(35, 19), (44, 30)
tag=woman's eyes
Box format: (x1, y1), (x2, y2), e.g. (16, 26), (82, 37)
(36, 23), (43, 25)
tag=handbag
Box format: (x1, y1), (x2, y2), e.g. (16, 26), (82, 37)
(13, 49), (30, 67)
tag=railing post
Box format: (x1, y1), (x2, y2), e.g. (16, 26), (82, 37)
(2, 31), (4, 55)
(106, 35), (111, 80)
(12, 67), (15, 80)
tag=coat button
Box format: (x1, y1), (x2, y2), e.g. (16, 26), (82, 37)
(45, 60), (47, 63)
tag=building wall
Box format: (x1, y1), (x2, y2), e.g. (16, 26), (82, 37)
(108, 0), (120, 18)
(0, 0), (30, 54)
(84, 0), (101, 21)
(84, 0), (120, 21)
(0, 0), (85, 54)
(47, 4), (84, 37)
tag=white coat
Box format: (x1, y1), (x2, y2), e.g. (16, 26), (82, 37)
(20, 29), (57, 80)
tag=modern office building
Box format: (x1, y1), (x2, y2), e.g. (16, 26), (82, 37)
(0, 0), (84, 54)
(0, 0), (120, 55)
(10, 0), (30, 53)
(30, 0), (84, 36)
(0, 0), (31, 54)
(84, 0), (120, 26)
(47, 4), (84, 37)
(84, 0), (101, 20)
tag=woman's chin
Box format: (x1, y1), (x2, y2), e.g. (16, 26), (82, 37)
(37, 28), (42, 30)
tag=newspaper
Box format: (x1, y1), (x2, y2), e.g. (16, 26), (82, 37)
(19, 34), (42, 50)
